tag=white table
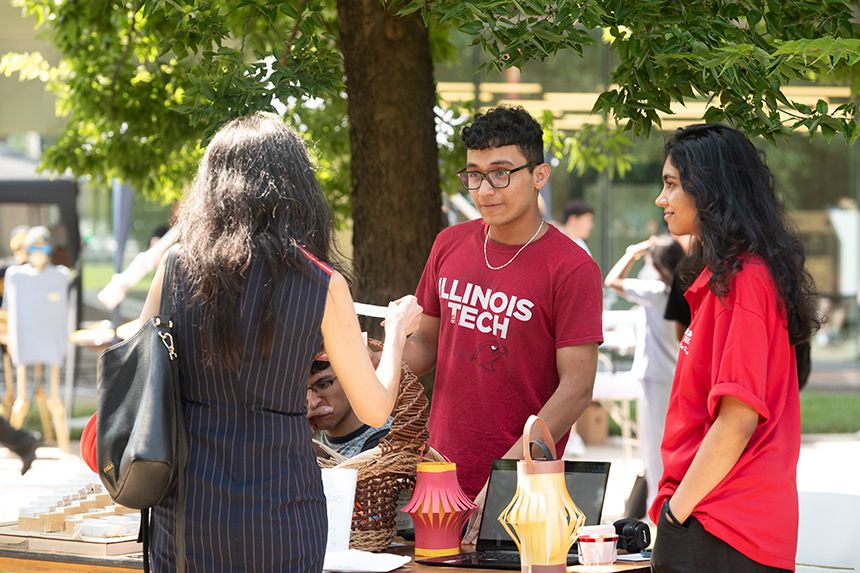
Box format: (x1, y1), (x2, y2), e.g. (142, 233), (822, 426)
(601, 310), (638, 356)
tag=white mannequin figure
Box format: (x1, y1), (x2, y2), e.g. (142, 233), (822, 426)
(1, 225), (30, 416)
(4, 226), (70, 451)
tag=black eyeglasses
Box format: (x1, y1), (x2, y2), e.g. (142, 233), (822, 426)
(308, 376), (337, 395)
(457, 161), (539, 190)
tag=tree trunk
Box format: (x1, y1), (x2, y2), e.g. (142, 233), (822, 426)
(336, 0), (442, 332)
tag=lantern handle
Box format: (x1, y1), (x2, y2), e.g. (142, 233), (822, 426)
(522, 415), (556, 465)
(529, 439), (554, 461)
(419, 444), (451, 463)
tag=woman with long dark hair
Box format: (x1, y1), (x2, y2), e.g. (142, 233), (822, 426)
(137, 113), (421, 571)
(649, 124), (819, 572)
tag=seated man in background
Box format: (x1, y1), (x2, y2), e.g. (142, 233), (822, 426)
(307, 357), (392, 458)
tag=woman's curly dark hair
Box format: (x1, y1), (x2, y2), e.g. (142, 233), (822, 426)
(177, 113), (345, 370)
(666, 124), (820, 345)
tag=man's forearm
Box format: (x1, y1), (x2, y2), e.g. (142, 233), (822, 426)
(402, 332), (436, 376)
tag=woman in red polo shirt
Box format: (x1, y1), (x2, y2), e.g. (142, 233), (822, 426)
(649, 124), (819, 573)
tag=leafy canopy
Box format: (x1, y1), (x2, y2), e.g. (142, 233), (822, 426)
(401, 0), (860, 141)
(2, 0), (858, 206)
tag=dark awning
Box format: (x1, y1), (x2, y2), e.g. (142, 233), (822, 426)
(0, 146), (81, 266)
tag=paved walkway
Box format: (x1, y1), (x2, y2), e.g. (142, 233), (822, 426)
(586, 433), (860, 522)
(0, 445), (93, 523)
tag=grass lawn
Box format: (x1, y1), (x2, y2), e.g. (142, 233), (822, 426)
(15, 389), (860, 444)
(799, 391), (860, 434)
(605, 390), (860, 436)
(82, 261), (153, 298)
(19, 396), (97, 441)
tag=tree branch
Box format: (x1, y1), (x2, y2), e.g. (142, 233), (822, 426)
(279, 0), (309, 65)
(240, 12), (251, 56)
(110, 1), (138, 121)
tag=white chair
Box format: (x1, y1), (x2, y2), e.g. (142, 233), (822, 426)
(591, 368), (643, 462)
(796, 491), (860, 573)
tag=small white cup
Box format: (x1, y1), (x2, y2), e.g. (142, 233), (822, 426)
(578, 524), (618, 566)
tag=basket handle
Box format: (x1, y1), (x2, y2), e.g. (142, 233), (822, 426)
(420, 444), (450, 462)
(367, 338), (429, 454)
(521, 415), (556, 466)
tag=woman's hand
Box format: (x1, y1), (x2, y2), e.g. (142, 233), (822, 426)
(605, 235), (657, 291)
(383, 295), (422, 337)
(626, 235), (656, 259)
(665, 498), (689, 525)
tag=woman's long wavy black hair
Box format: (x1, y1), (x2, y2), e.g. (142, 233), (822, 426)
(177, 113), (344, 370)
(666, 124), (819, 345)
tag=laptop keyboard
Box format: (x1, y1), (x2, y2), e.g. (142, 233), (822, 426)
(476, 551), (521, 562)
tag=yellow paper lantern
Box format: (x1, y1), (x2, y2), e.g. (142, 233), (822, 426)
(498, 415), (585, 572)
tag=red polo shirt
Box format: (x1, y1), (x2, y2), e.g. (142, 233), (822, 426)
(649, 256), (800, 570)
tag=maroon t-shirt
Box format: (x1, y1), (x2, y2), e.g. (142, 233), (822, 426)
(415, 220), (603, 498)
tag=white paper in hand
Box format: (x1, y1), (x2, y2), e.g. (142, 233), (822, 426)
(321, 468), (358, 553)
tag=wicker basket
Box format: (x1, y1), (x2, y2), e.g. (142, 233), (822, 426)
(314, 340), (441, 552)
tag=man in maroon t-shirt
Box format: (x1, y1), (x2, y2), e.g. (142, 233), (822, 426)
(404, 106), (603, 536)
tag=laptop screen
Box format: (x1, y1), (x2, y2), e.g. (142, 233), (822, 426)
(476, 459), (611, 551)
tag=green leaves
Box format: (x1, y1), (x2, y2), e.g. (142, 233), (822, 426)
(3, 0), (347, 203)
(4, 0), (860, 211)
(610, 3), (859, 142)
(0, 51), (53, 81)
(544, 118), (634, 180)
(408, 0), (860, 144)
(397, 0), (604, 69)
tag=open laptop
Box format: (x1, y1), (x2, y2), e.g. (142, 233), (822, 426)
(417, 459), (611, 569)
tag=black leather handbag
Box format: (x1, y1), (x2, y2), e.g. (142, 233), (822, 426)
(96, 248), (186, 573)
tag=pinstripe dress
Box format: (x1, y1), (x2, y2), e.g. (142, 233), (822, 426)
(150, 253), (330, 572)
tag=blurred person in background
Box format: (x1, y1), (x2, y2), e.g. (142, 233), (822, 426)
(0, 226), (30, 305)
(604, 234), (685, 515)
(562, 199), (595, 257)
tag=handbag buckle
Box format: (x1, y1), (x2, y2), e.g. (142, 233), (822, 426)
(159, 331), (178, 361)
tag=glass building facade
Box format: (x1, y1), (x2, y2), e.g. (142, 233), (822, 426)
(436, 31), (860, 367)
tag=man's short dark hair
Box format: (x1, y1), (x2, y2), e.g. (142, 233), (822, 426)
(460, 106), (544, 165)
(310, 360), (330, 375)
(562, 200), (594, 221)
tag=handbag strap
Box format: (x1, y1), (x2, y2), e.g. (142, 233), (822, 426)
(159, 246), (179, 316)
(139, 407), (186, 573)
(162, 245), (187, 573)
(174, 372), (188, 573)
(140, 509), (150, 572)
(146, 244), (187, 573)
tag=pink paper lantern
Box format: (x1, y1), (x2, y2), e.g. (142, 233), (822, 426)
(402, 461), (477, 558)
